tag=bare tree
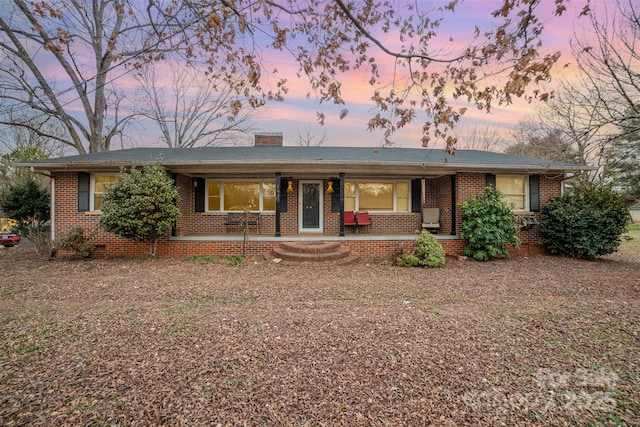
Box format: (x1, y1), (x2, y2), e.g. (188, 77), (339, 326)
(505, 118), (579, 163)
(540, 77), (614, 184)
(0, 0), (180, 154)
(455, 124), (506, 152)
(0, 114), (65, 186)
(528, 0), (639, 185)
(1, 114), (65, 158)
(571, 0), (639, 140)
(297, 126), (327, 147)
(606, 116), (640, 200)
(135, 61), (255, 148)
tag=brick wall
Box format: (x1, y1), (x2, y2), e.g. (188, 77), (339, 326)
(51, 171), (563, 259)
(52, 171), (148, 257)
(425, 176), (454, 235)
(254, 133), (283, 146)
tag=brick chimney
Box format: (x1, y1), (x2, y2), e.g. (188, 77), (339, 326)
(254, 132), (283, 146)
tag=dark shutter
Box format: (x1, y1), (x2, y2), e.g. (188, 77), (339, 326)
(529, 174), (540, 212)
(411, 179), (421, 213)
(194, 178), (205, 212)
(485, 174), (496, 188)
(331, 179), (341, 213)
(279, 178), (289, 213)
(78, 172), (90, 212)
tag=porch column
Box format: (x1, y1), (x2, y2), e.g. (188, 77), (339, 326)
(339, 172), (345, 237)
(451, 174), (457, 235)
(275, 172), (281, 237)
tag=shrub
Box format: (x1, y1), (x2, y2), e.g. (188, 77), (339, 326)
(460, 187), (521, 261)
(99, 162), (180, 257)
(540, 185), (628, 260)
(395, 230), (445, 268)
(55, 227), (96, 258)
(0, 178), (51, 254)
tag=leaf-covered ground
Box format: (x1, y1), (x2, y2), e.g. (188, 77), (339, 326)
(1, 248), (639, 426)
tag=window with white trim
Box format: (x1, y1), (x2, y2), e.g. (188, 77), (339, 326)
(91, 174), (117, 211)
(206, 180), (276, 212)
(496, 175), (528, 211)
(344, 181), (411, 212)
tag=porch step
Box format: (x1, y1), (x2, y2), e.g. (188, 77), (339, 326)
(269, 242), (358, 264)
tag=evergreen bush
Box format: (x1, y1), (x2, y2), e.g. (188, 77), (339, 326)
(0, 178), (50, 254)
(540, 185), (628, 259)
(99, 162), (180, 257)
(460, 187), (521, 261)
(395, 230), (445, 268)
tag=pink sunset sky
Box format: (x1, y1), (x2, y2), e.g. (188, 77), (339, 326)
(23, 0), (603, 152)
(231, 0), (595, 149)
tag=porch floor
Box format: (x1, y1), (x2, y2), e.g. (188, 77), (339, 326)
(170, 231), (459, 243)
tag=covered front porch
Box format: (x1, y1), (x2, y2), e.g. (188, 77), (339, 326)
(175, 173), (458, 239)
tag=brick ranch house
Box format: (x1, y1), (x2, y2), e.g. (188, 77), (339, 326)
(23, 133), (590, 260)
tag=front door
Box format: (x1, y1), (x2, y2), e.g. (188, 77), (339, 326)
(299, 181), (323, 233)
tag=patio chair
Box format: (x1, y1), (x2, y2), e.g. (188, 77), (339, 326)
(344, 211), (357, 233)
(355, 211), (371, 234)
(422, 208), (440, 234)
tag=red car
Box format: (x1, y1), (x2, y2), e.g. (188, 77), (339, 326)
(0, 232), (21, 247)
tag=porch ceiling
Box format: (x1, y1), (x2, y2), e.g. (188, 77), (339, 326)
(168, 163), (456, 179)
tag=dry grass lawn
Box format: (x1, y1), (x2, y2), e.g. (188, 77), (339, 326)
(1, 238), (639, 426)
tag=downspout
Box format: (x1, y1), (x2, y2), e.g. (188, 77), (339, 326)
(50, 176), (55, 242)
(450, 175), (456, 235)
(339, 173), (345, 237)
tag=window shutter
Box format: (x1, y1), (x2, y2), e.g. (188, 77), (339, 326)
(529, 174), (540, 212)
(411, 179), (421, 212)
(279, 178), (289, 213)
(78, 172), (90, 212)
(331, 179), (341, 213)
(194, 178), (205, 212)
(485, 174), (496, 188)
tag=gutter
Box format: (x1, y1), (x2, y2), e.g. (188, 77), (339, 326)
(18, 159), (595, 174)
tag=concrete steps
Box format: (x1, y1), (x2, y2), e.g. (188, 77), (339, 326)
(268, 241), (358, 264)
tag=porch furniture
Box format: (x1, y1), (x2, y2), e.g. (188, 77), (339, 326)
(355, 211), (371, 234)
(343, 210), (371, 234)
(344, 210), (357, 233)
(422, 208), (440, 234)
(225, 212), (260, 233)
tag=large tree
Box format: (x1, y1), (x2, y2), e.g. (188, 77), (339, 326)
(0, 0), (179, 154)
(571, 0), (639, 141)
(176, 0), (573, 153)
(134, 61), (254, 148)
(1, 0), (574, 154)
(505, 118), (579, 163)
(537, 0), (639, 185)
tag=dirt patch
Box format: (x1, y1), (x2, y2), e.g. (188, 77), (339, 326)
(1, 248), (639, 426)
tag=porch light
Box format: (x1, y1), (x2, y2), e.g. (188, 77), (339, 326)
(326, 180), (334, 194)
(286, 180), (294, 193)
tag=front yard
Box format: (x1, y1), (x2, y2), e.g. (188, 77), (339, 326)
(1, 240), (639, 426)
